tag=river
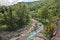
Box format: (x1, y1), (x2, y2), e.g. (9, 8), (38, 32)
(10, 19), (44, 40)
(23, 20), (44, 40)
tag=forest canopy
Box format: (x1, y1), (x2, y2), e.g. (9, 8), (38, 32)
(0, 3), (30, 31)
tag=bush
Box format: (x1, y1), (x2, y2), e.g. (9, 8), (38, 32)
(0, 25), (7, 31)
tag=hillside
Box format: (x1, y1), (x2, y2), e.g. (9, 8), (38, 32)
(0, 0), (60, 40)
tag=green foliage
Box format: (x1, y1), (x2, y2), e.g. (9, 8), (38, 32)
(0, 1), (60, 39)
(0, 24), (7, 31)
(0, 3), (30, 31)
(30, 0), (60, 39)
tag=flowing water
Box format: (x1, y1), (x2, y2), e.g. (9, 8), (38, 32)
(9, 19), (44, 40)
(23, 23), (44, 40)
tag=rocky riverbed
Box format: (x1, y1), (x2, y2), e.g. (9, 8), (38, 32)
(0, 19), (47, 40)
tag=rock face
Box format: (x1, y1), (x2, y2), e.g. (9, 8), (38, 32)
(51, 20), (60, 40)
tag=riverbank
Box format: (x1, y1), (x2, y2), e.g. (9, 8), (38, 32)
(0, 19), (47, 40)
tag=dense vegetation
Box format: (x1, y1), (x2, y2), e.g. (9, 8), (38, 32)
(0, 0), (60, 40)
(30, 0), (60, 40)
(0, 3), (30, 31)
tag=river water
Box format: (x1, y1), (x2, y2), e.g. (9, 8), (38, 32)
(23, 22), (44, 40)
(9, 19), (44, 40)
